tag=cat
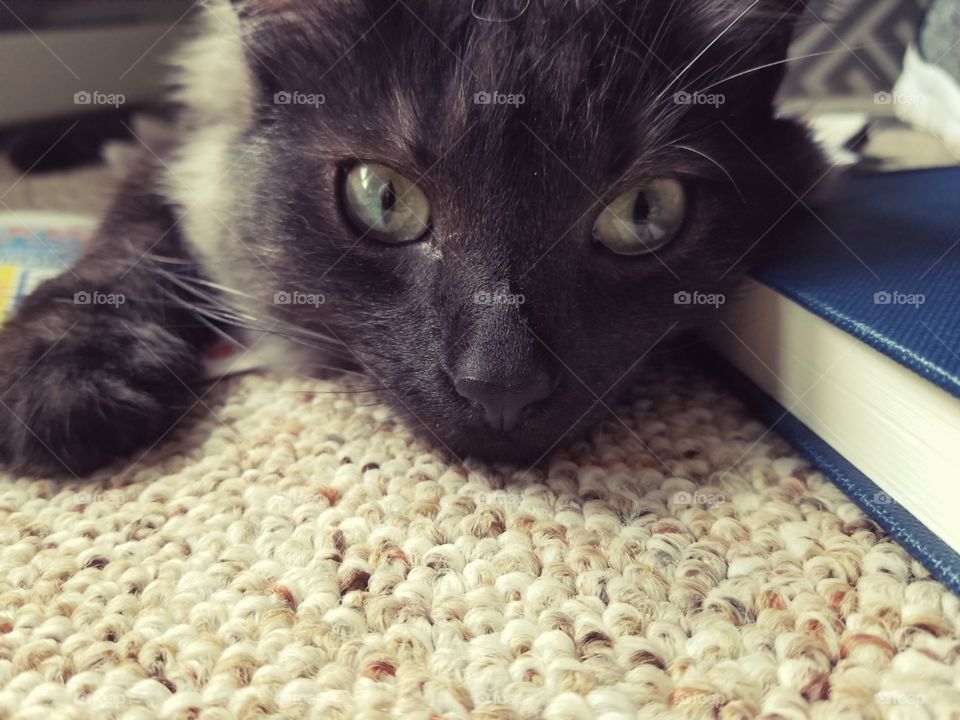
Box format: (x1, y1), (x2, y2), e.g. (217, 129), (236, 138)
(0, 0), (825, 475)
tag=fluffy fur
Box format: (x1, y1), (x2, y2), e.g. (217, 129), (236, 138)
(0, 0), (825, 474)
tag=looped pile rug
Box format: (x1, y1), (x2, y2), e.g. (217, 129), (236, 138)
(1, 362), (958, 720)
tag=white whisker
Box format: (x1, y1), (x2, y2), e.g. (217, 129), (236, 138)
(669, 144), (746, 203)
(692, 43), (903, 95)
(654, 0), (761, 104)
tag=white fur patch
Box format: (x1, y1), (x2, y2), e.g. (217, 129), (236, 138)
(164, 1), (256, 284)
(169, 1), (258, 126)
(164, 2), (311, 376)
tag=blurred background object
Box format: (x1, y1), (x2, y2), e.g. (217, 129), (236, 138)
(0, 0), (195, 127)
(0, 0), (194, 175)
(778, 0), (960, 169)
(780, 0), (928, 109)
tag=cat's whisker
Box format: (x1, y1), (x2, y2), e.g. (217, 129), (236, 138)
(261, 386), (384, 395)
(149, 282), (359, 367)
(192, 312), (249, 350)
(141, 253), (275, 269)
(154, 286), (262, 332)
(263, 317), (399, 363)
(653, 0), (762, 104)
(235, 385), (385, 400)
(139, 250), (202, 266)
(167, 290), (372, 368)
(268, 318), (404, 364)
(147, 269), (382, 362)
(144, 263), (256, 312)
(153, 285), (253, 329)
(692, 42), (904, 96)
(171, 273), (258, 300)
(265, 329), (361, 365)
(669, 144), (745, 203)
(143, 271), (352, 359)
(670, 3), (803, 105)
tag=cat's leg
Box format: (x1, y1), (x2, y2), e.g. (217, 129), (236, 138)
(0, 165), (219, 476)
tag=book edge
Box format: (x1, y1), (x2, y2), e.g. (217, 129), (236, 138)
(709, 351), (960, 597)
(751, 277), (960, 401)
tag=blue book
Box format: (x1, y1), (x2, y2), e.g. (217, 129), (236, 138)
(708, 167), (960, 595)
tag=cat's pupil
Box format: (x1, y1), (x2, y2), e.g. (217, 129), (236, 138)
(632, 192), (651, 225)
(379, 181), (397, 217)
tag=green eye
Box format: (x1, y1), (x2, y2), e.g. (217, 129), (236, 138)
(343, 163), (431, 243)
(592, 179), (686, 255)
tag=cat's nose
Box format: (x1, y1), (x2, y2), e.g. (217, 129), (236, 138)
(454, 373), (554, 432)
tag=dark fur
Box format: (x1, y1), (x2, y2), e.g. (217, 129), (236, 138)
(0, 158), (214, 475)
(0, 0), (825, 475)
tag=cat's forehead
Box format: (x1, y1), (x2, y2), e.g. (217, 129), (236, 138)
(254, 4), (660, 163)
(247, 0), (791, 80)
(247, 0), (792, 150)
(287, 1), (680, 101)
(218, 0), (800, 199)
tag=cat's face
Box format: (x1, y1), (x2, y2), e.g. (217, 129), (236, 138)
(192, 0), (824, 462)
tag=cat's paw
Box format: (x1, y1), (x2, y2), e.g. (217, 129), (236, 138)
(0, 313), (202, 476)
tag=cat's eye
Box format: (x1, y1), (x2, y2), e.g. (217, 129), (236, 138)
(592, 179), (686, 255)
(343, 163), (431, 243)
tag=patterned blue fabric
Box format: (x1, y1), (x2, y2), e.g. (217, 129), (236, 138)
(755, 167), (960, 398)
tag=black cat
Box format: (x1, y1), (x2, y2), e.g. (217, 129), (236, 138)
(0, 0), (825, 475)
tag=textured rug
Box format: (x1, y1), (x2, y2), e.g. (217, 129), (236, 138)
(1, 361), (959, 720)
(2, 147), (960, 718)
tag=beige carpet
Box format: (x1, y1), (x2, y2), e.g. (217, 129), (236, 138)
(1, 364), (959, 719)
(1, 152), (960, 719)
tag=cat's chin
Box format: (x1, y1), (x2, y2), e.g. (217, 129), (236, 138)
(390, 379), (601, 466)
(428, 424), (581, 467)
